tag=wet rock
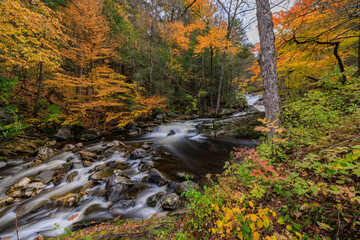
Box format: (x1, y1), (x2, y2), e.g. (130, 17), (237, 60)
(24, 182), (46, 197)
(106, 140), (121, 148)
(97, 155), (106, 162)
(48, 140), (57, 147)
(129, 148), (147, 160)
(167, 112), (177, 118)
(106, 161), (117, 168)
(89, 163), (107, 173)
(167, 130), (176, 136)
(80, 180), (94, 192)
(54, 193), (77, 207)
(176, 172), (194, 181)
(89, 169), (114, 181)
(0, 162), (6, 168)
(14, 177), (31, 189)
(0, 196), (14, 207)
(7, 190), (22, 198)
(53, 173), (66, 186)
(75, 142), (83, 150)
(56, 163), (73, 174)
(63, 144), (76, 151)
(82, 160), (93, 167)
(155, 113), (165, 120)
(66, 171), (78, 182)
(152, 156), (162, 162)
(35, 170), (54, 184)
(175, 181), (196, 195)
(112, 199), (135, 209)
(103, 147), (119, 158)
(54, 125), (73, 141)
(75, 128), (102, 141)
(29, 159), (42, 168)
(146, 192), (164, 207)
(140, 160), (154, 172)
(35, 147), (54, 161)
(0, 139), (38, 157)
(148, 169), (168, 186)
(105, 175), (134, 203)
(141, 143), (150, 150)
(161, 193), (180, 211)
(78, 151), (98, 161)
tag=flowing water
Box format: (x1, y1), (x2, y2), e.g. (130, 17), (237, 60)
(0, 97), (263, 239)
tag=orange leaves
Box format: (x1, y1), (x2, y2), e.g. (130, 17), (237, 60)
(194, 24), (231, 55)
(67, 213), (79, 221)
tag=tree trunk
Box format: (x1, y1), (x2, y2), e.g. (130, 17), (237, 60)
(216, 50), (227, 114)
(256, 0), (281, 136)
(33, 61), (43, 117)
(210, 46), (214, 114)
(228, 51), (233, 102)
(149, 42), (153, 94)
(75, 65), (83, 96)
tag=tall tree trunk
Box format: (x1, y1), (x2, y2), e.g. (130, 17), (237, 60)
(228, 51), (233, 102)
(202, 56), (207, 112)
(75, 65), (83, 96)
(33, 61), (43, 117)
(210, 46), (214, 114)
(216, 50), (227, 113)
(256, 0), (281, 136)
(149, 42), (153, 94)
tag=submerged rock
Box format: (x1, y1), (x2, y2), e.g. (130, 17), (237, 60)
(148, 169), (168, 186)
(146, 192), (164, 207)
(129, 149), (147, 160)
(161, 193), (180, 211)
(112, 199), (135, 209)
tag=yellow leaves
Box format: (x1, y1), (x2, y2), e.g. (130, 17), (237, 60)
(249, 201), (255, 210)
(253, 231), (260, 240)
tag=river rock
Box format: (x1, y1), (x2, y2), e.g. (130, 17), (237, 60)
(54, 193), (77, 207)
(141, 143), (151, 150)
(82, 160), (93, 167)
(24, 182), (46, 197)
(63, 144), (76, 151)
(90, 169), (114, 181)
(53, 173), (66, 186)
(35, 147), (54, 161)
(129, 149), (147, 160)
(146, 192), (164, 207)
(161, 193), (180, 211)
(66, 171), (78, 182)
(112, 199), (135, 209)
(103, 147), (119, 158)
(0, 196), (14, 207)
(106, 140), (121, 148)
(140, 160), (154, 172)
(155, 113), (165, 120)
(167, 112), (177, 118)
(0, 162), (6, 168)
(176, 172), (194, 180)
(14, 177), (31, 189)
(29, 159), (43, 168)
(89, 163), (107, 173)
(105, 175), (134, 203)
(148, 169), (168, 186)
(78, 151), (98, 161)
(167, 130), (176, 136)
(56, 163), (73, 174)
(175, 181), (196, 195)
(75, 128), (102, 141)
(7, 190), (22, 198)
(34, 170), (54, 184)
(54, 125), (72, 141)
(80, 180), (95, 192)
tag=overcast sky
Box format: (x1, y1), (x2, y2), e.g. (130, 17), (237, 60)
(246, 0), (295, 43)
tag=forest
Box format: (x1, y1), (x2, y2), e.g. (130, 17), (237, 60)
(0, 0), (359, 239)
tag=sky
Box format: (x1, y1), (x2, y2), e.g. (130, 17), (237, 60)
(246, 0), (295, 43)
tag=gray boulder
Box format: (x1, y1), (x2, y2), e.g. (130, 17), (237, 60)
(105, 175), (134, 203)
(175, 181), (196, 195)
(146, 192), (164, 207)
(54, 125), (72, 141)
(161, 193), (180, 211)
(34, 170), (54, 184)
(148, 169), (168, 186)
(129, 149), (147, 160)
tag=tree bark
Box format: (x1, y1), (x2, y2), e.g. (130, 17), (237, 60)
(216, 50), (227, 114)
(228, 51), (233, 101)
(33, 61), (43, 117)
(256, 0), (281, 136)
(210, 46), (214, 114)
